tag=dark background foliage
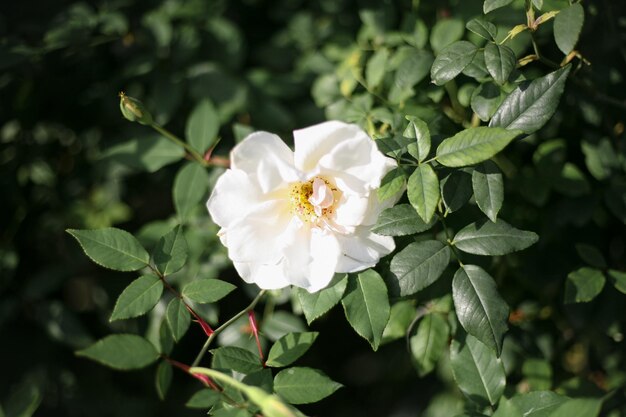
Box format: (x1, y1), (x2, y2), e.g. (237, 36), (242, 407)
(1, 0), (625, 416)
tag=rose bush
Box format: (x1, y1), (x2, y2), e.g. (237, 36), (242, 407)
(207, 121), (397, 292)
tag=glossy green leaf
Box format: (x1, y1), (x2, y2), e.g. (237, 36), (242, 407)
(407, 164), (440, 223)
(375, 135), (414, 159)
(186, 99), (219, 153)
(102, 136), (185, 173)
(342, 270), (390, 350)
(173, 162), (210, 222)
(389, 241), (451, 297)
(484, 0), (514, 13)
(185, 389), (221, 409)
(549, 398), (602, 417)
(76, 334), (159, 370)
(471, 82), (504, 122)
(378, 167), (407, 202)
(372, 204), (435, 236)
(155, 361), (172, 400)
(211, 346), (263, 374)
(452, 265), (509, 355)
(484, 43), (516, 85)
(436, 127), (521, 168)
(554, 4), (584, 55)
(273, 367), (342, 405)
(166, 297), (190, 342)
(110, 274), (164, 321)
(297, 274), (348, 324)
(466, 17), (497, 40)
(366, 48), (389, 89)
(490, 65), (571, 134)
(453, 219), (538, 256)
(440, 170), (473, 213)
(266, 332), (319, 367)
(472, 161), (504, 222)
(450, 333), (506, 406)
(430, 19), (465, 53)
(404, 116), (431, 162)
(182, 279), (236, 304)
(153, 225), (188, 276)
(509, 391), (567, 417)
(608, 269), (626, 294)
(67, 228), (149, 271)
(564, 267), (605, 303)
(431, 41), (479, 86)
(410, 313), (450, 376)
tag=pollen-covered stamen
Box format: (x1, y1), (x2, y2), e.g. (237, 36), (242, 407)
(289, 177), (339, 224)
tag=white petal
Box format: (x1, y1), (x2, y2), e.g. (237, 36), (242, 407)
(231, 131), (300, 193)
(225, 200), (293, 264)
(206, 169), (263, 228)
(293, 121), (366, 173)
(335, 227), (395, 273)
(305, 229), (342, 292)
(333, 193), (370, 227)
(233, 261), (291, 290)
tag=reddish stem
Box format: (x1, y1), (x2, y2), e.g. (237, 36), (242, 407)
(166, 357), (221, 391)
(185, 303), (215, 337)
(248, 311), (265, 365)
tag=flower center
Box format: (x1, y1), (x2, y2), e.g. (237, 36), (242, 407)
(289, 177), (338, 224)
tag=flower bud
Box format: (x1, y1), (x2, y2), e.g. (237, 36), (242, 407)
(119, 92), (153, 125)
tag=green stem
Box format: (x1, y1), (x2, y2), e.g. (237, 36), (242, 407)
(438, 212), (463, 266)
(151, 123), (209, 167)
(191, 290), (267, 367)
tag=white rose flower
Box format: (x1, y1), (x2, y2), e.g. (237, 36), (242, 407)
(207, 121), (397, 293)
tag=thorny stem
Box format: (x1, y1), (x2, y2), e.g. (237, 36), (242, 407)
(191, 290), (267, 367)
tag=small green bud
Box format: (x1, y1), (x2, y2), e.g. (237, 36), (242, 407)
(119, 92), (153, 125)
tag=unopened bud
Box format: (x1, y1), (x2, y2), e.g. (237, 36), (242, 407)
(119, 92), (153, 125)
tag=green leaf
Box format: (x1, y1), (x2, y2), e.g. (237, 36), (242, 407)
(554, 4), (584, 55)
(389, 241), (451, 297)
(372, 204), (435, 236)
(173, 162), (210, 222)
(549, 398), (602, 417)
(378, 167), (407, 202)
(608, 269), (626, 294)
(342, 270), (390, 351)
(552, 163), (590, 197)
(102, 136), (185, 173)
(431, 41), (479, 86)
(366, 48), (389, 89)
(472, 161), (504, 222)
(522, 358), (552, 391)
(166, 297), (191, 342)
(273, 367), (342, 405)
(410, 313), (450, 376)
(492, 397), (522, 417)
(211, 346), (263, 374)
(375, 135), (414, 159)
(581, 138), (619, 181)
(266, 332), (319, 367)
(110, 274), (164, 321)
(466, 17), (497, 41)
(382, 301), (417, 344)
(453, 219), (539, 256)
(297, 274), (348, 324)
(155, 361), (172, 400)
(436, 127), (521, 168)
(509, 391), (567, 417)
(484, 0), (514, 14)
(430, 19), (465, 54)
(532, 0), (543, 10)
(186, 99), (219, 153)
(159, 319), (174, 355)
(575, 244), (607, 268)
(564, 267), (606, 303)
(3, 380), (41, 417)
(440, 170), (473, 213)
(76, 334), (159, 370)
(471, 82), (505, 122)
(407, 164), (440, 223)
(67, 228), (149, 271)
(450, 333), (506, 406)
(185, 389), (221, 409)
(484, 43), (516, 85)
(404, 116), (431, 162)
(153, 225), (188, 276)
(182, 279), (236, 304)
(489, 65), (571, 134)
(452, 265), (509, 355)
